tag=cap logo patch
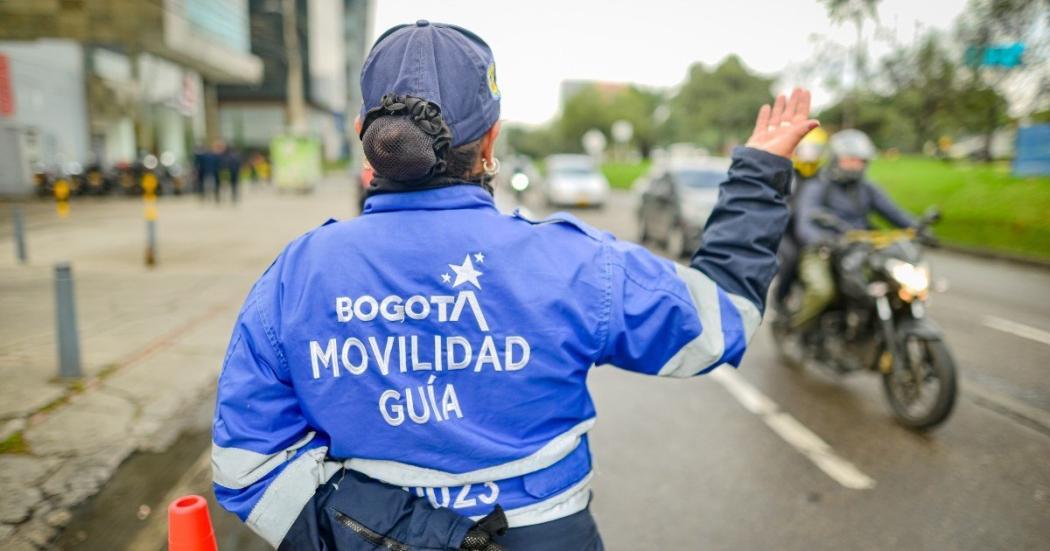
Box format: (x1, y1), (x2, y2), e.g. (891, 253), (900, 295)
(487, 63), (501, 100)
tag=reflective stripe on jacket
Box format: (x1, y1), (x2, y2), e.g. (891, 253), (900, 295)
(212, 146), (792, 546)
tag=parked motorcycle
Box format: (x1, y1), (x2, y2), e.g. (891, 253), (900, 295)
(81, 161), (112, 196)
(33, 162), (83, 198)
(32, 162), (55, 198)
(772, 209), (957, 430)
(112, 161), (140, 196)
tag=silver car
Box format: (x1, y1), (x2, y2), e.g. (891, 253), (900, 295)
(543, 154), (610, 208)
(636, 158), (729, 258)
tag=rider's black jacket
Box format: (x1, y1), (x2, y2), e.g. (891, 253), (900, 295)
(794, 174), (916, 247)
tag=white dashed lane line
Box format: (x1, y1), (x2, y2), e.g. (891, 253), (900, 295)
(982, 315), (1050, 347)
(710, 368), (876, 490)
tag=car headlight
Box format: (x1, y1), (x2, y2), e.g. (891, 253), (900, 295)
(887, 259), (930, 300)
(510, 173), (529, 191)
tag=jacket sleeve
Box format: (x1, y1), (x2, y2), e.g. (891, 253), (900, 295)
(211, 264), (342, 547)
(597, 147), (790, 377)
(866, 181), (916, 229)
(690, 146), (792, 313)
(792, 175), (831, 247)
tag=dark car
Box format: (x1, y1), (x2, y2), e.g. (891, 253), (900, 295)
(636, 158), (729, 258)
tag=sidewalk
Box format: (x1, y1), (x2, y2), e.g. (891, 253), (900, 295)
(0, 180), (359, 549)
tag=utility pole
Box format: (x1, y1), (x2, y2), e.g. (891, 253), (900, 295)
(282, 0), (307, 136)
(126, 1), (152, 156)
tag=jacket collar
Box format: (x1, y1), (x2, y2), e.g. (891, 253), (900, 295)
(362, 184), (497, 214)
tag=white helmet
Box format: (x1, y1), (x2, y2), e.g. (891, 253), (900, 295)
(826, 129), (876, 184)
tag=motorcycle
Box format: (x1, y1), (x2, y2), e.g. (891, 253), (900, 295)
(772, 209), (957, 430)
(81, 161), (112, 196)
(32, 162), (55, 198)
(33, 162), (83, 199)
(112, 161), (140, 196)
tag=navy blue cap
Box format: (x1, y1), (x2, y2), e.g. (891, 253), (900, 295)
(360, 21), (501, 147)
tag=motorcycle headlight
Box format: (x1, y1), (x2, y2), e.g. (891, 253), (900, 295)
(887, 259), (930, 300)
(510, 173), (529, 192)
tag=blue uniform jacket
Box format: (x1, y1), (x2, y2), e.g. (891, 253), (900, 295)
(212, 147), (792, 546)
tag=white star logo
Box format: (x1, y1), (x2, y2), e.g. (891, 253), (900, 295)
(441, 273), (452, 284)
(473, 252), (485, 263)
(448, 255), (483, 289)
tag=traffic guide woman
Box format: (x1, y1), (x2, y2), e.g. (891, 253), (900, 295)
(211, 20), (820, 550)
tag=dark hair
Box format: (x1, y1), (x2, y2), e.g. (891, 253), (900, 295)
(359, 94), (490, 192)
(444, 139), (482, 180)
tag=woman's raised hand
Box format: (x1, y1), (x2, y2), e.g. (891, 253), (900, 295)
(745, 88), (820, 159)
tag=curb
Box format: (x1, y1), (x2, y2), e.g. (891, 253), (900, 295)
(0, 300), (236, 550)
(939, 243), (1050, 270)
(0, 382), (219, 550)
(965, 382), (1050, 438)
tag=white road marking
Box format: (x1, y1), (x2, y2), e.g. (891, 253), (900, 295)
(710, 368), (876, 490)
(982, 315), (1050, 347)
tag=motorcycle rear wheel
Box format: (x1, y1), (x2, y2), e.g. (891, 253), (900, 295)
(881, 337), (957, 431)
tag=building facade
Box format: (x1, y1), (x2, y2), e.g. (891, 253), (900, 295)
(0, 0), (261, 195)
(217, 0), (373, 161)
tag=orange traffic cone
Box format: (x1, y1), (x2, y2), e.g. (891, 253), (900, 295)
(168, 495), (218, 551)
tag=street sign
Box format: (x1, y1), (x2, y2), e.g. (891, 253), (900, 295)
(611, 120), (633, 144)
(964, 43), (1024, 68)
(0, 54), (14, 117)
(582, 129), (606, 156)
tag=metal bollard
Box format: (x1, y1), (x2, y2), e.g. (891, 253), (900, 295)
(145, 218), (157, 266)
(143, 172), (158, 267)
(54, 263), (83, 379)
(12, 206), (27, 263)
(54, 179), (71, 218)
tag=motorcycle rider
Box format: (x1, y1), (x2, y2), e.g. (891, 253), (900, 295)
(791, 129), (916, 328)
(774, 126), (828, 312)
(212, 20), (818, 550)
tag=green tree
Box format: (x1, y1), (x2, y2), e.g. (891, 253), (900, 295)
(956, 0), (1048, 158)
(880, 33), (959, 151)
(954, 83), (1011, 153)
(504, 124), (562, 160)
(553, 84), (663, 156)
(607, 86), (663, 157)
(820, 0), (882, 127)
(669, 55), (774, 152)
(818, 92), (912, 149)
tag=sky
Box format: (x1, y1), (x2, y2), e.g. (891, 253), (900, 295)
(371, 0), (973, 125)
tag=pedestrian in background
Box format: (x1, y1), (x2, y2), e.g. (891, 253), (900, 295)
(192, 144), (209, 198)
(223, 145), (243, 204)
(193, 141), (225, 202)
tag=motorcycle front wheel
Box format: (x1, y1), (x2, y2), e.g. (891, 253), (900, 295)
(881, 336), (957, 431)
(770, 316), (804, 369)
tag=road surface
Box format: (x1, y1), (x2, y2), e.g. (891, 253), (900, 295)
(54, 184), (1050, 550)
